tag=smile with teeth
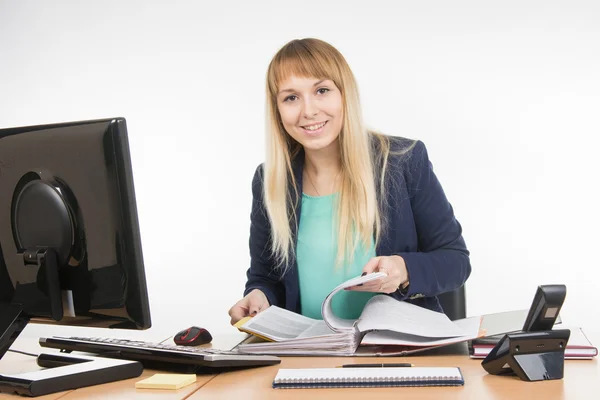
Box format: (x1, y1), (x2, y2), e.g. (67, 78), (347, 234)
(301, 121), (327, 131)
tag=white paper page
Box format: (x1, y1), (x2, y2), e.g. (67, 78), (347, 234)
(356, 295), (472, 338)
(361, 316), (482, 346)
(238, 330), (359, 355)
(321, 272), (387, 332)
(479, 309), (530, 336)
(472, 309), (562, 338)
(239, 334), (356, 349)
(241, 306), (322, 341)
(297, 320), (337, 338)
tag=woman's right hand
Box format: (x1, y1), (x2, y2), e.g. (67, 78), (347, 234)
(228, 289), (270, 325)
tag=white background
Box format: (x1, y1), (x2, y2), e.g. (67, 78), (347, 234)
(1, 0), (599, 340)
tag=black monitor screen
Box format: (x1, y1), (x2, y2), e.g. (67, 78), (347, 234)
(0, 117), (151, 330)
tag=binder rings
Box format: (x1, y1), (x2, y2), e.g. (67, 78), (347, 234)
(272, 367), (464, 389)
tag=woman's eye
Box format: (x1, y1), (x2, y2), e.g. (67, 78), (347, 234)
(283, 95), (298, 102)
(317, 88), (330, 95)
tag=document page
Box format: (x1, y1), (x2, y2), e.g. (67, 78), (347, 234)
(299, 320), (338, 338)
(241, 306), (332, 341)
(361, 315), (483, 346)
(238, 329), (359, 355)
(356, 295), (473, 338)
(321, 272), (387, 332)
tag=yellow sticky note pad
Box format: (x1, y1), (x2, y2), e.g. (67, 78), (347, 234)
(135, 374), (197, 390)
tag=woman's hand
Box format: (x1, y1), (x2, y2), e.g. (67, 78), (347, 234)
(228, 289), (270, 325)
(346, 256), (408, 294)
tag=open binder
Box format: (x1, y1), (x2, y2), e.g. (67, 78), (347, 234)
(235, 273), (526, 356)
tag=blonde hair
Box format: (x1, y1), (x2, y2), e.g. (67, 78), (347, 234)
(263, 38), (397, 270)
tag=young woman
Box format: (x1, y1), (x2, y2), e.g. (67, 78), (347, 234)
(228, 38), (470, 324)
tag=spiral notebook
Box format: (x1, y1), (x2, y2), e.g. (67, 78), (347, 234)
(272, 367), (464, 389)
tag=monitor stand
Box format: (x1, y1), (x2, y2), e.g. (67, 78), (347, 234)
(0, 304), (143, 397)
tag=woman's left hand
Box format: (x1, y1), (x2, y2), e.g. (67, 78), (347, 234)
(346, 256), (408, 294)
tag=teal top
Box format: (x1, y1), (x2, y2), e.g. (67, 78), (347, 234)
(296, 193), (377, 320)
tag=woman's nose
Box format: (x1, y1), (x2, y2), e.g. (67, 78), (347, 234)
(302, 98), (318, 118)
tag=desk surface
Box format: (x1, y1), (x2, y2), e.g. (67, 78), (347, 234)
(0, 331), (246, 400)
(0, 352), (213, 400)
(53, 333), (249, 400)
(1, 331), (598, 399)
(194, 334), (600, 400)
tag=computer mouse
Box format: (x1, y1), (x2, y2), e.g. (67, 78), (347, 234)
(173, 326), (213, 346)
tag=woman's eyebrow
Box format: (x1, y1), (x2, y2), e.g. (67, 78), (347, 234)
(278, 80), (327, 95)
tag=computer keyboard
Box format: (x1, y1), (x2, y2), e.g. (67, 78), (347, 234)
(38, 336), (280, 373)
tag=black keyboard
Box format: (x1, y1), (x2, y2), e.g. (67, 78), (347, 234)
(39, 336), (280, 373)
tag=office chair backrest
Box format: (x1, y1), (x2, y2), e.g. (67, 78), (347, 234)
(437, 286), (466, 321)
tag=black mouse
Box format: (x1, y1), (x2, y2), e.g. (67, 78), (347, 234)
(174, 326), (213, 346)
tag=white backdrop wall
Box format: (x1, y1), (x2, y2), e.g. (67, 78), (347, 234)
(1, 0), (599, 337)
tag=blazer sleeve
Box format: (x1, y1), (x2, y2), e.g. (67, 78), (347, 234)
(391, 140), (471, 300)
(243, 164), (286, 307)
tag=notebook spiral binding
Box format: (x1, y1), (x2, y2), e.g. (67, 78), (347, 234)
(272, 367), (465, 389)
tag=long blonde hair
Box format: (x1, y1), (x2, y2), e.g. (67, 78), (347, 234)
(263, 38), (394, 270)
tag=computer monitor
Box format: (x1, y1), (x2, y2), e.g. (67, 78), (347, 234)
(0, 117), (151, 396)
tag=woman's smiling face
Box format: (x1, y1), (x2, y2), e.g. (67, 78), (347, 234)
(276, 75), (343, 152)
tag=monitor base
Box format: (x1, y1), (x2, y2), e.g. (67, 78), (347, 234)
(0, 352), (143, 397)
(0, 303), (28, 361)
(1, 303), (143, 397)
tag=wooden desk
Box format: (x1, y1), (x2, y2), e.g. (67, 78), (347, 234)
(2, 332), (597, 399)
(0, 359), (213, 400)
(193, 336), (600, 400)
(0, 332), (247, 400)
(0, 351), (73, 400)
(55, 333), (248, 400)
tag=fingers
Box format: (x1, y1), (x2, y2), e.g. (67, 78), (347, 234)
(349, 281), (396, 294)
(228, 303), (249, 325)
(229, 290), (271, 325)
(348, 256), (407, 294)
(347, 278), (383, 292)
(347, 277), (397, 294)
(349, 256), (388, 292)
(361, 257), (381, 275)
(247, 289), (270, 315)
(377, 280), (399, 294)
(247, 297), (265, 317)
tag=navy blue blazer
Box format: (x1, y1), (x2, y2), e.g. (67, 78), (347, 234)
(243, 137), (471, 314)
